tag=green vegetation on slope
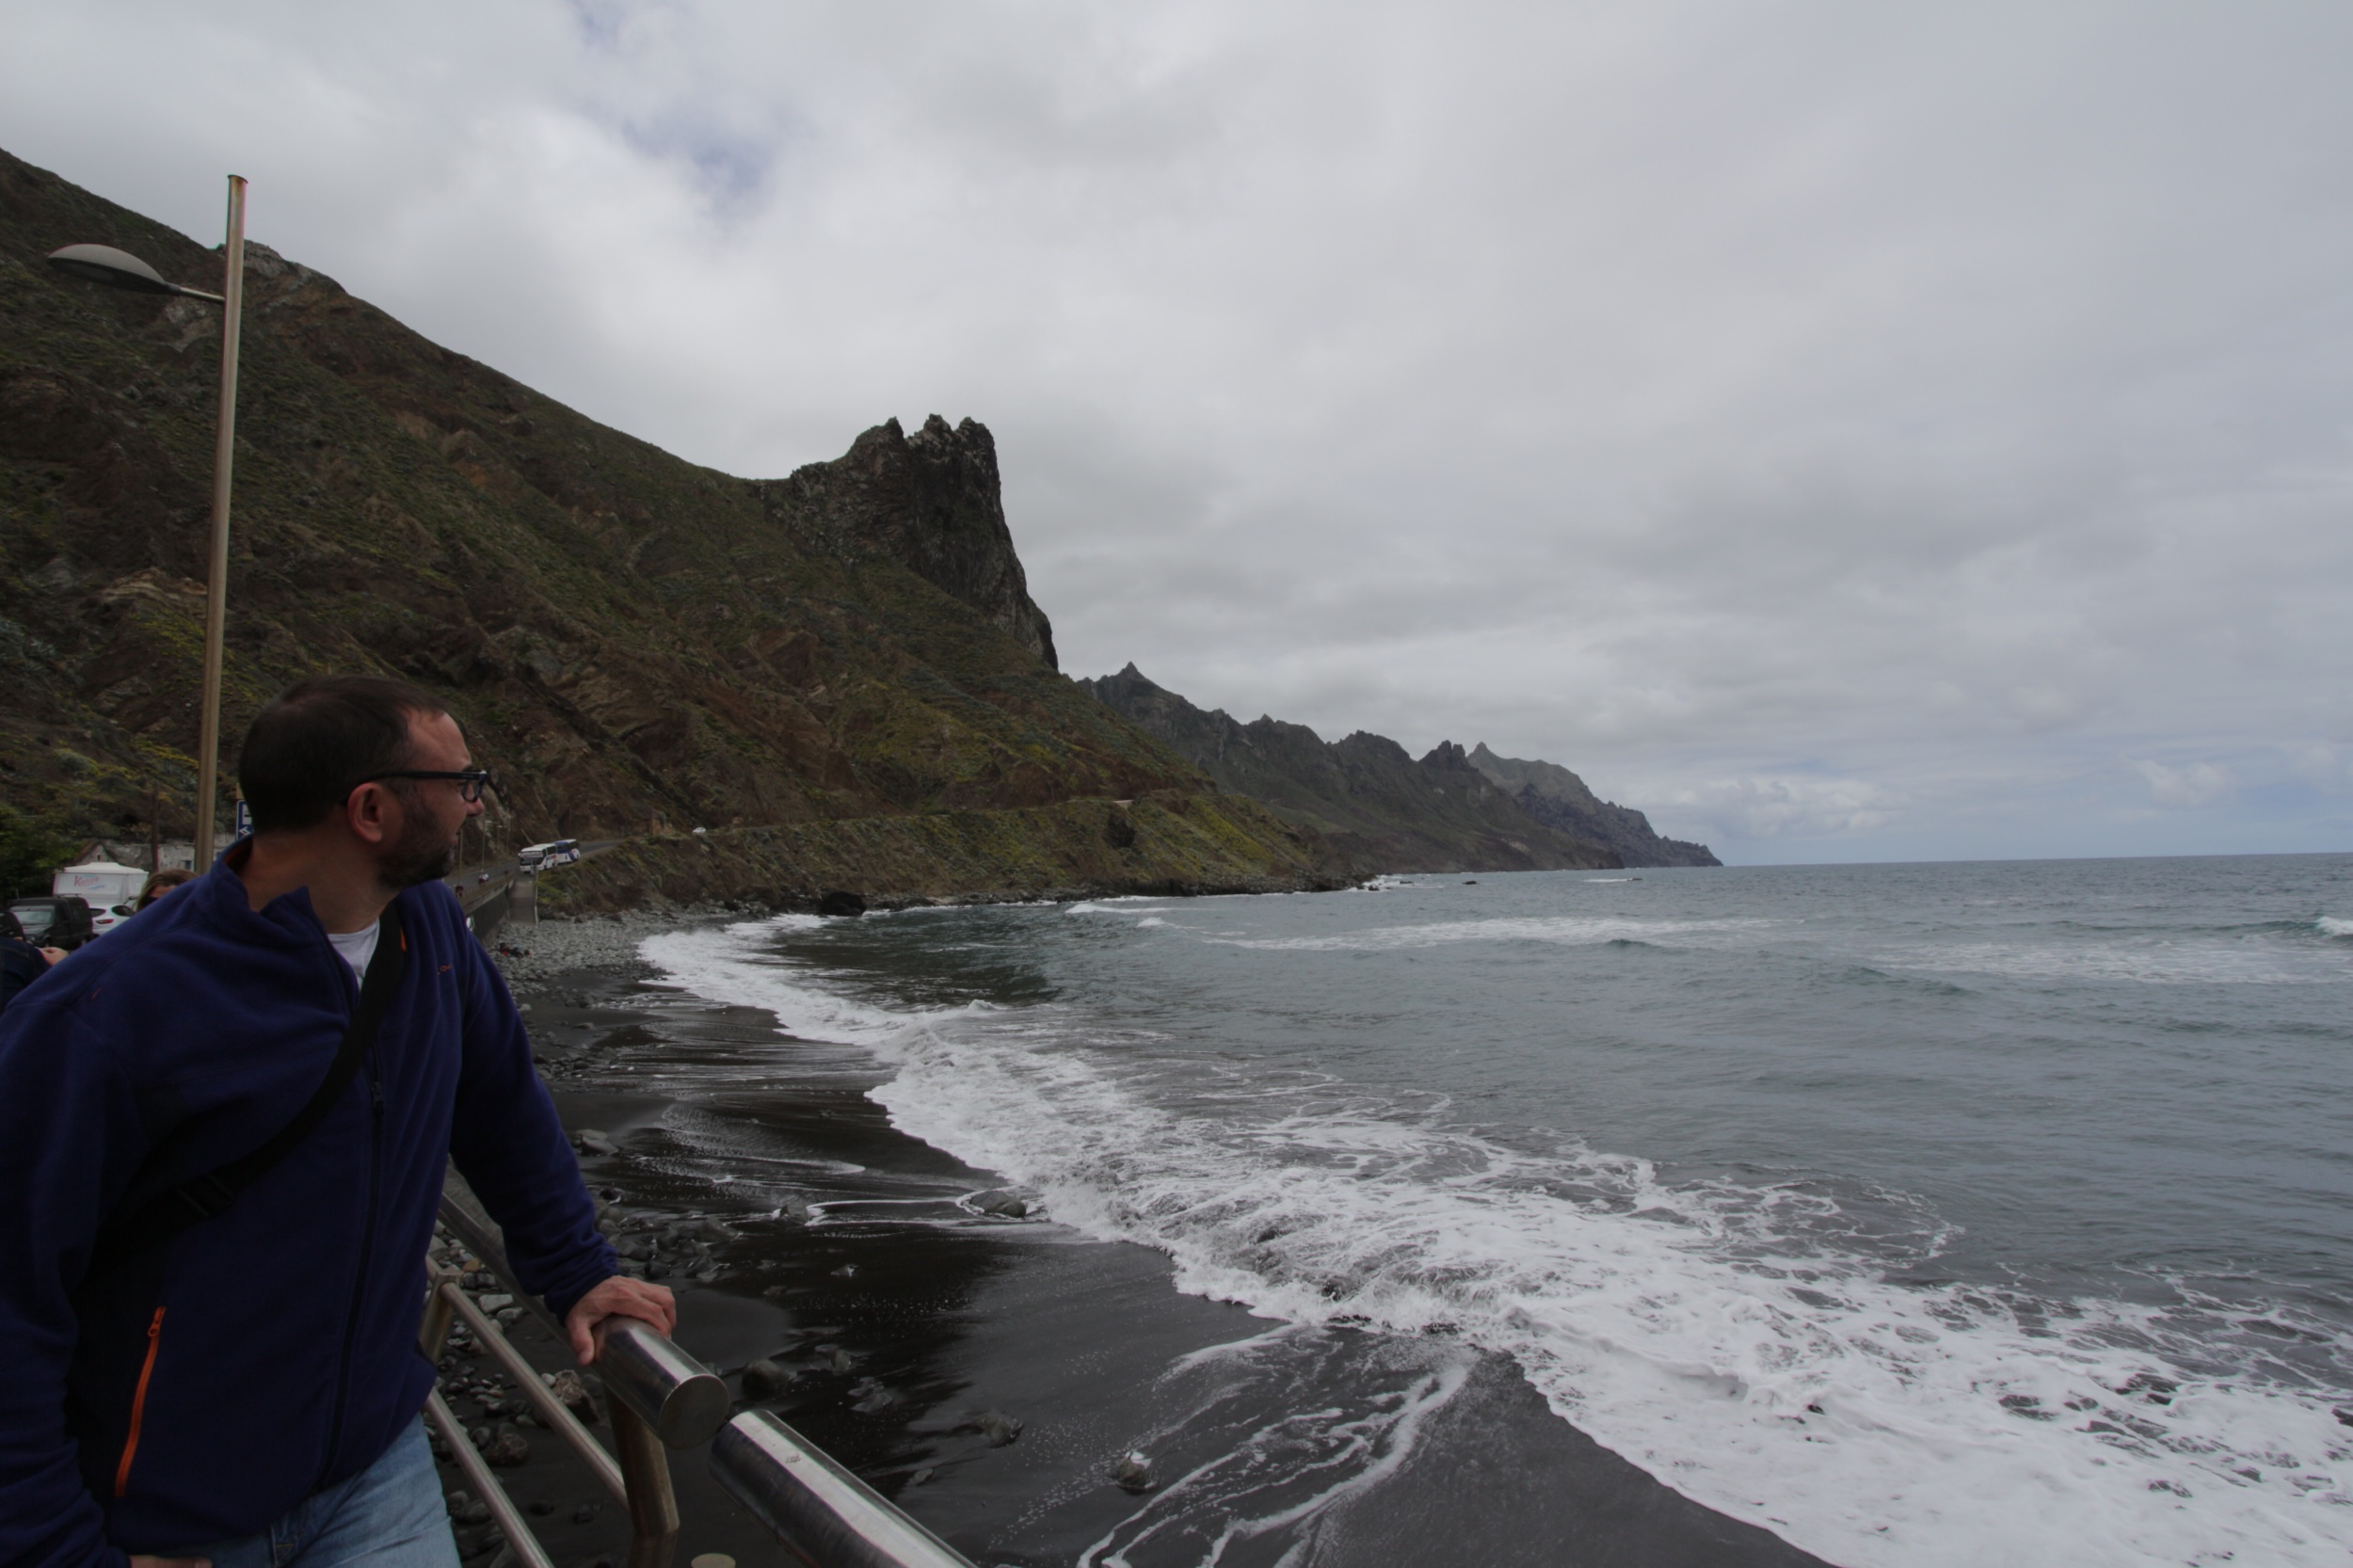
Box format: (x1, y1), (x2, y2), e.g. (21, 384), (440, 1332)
(537, 792), (1333, 915)
(0, 149), (1329, 899)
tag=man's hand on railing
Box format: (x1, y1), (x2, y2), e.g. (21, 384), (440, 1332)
(565, 1274), (677, 1366)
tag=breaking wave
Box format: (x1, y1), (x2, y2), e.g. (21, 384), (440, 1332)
(644, 916), (2353, 1568)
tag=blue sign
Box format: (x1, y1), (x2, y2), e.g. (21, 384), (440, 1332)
(232, 799), (251, 841)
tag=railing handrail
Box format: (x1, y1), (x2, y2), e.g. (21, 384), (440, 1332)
(595, 1320), (733, 1448)
(433, 1179), (976, 1568)
(715, 1411), (979, 1568)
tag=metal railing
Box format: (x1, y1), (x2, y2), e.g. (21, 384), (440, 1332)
(429, 1188), (976, 1568)
(712, 1414), (974, 1568)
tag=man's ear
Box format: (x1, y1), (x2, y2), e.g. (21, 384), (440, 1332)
(343, 782), (397, 846)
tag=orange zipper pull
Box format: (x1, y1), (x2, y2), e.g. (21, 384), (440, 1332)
(112, 1306), (167, 1497)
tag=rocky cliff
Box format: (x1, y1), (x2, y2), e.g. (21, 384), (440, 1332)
(1075, 664), (1620, 875)
(753, 415), (1057, 667)
(0, 148), (1332, 901)
(1465, 744), (1720, 868)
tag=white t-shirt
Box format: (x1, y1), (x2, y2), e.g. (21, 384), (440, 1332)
(328, 923), (381, 984)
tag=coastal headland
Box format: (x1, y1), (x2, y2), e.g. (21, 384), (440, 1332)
(0, 145), (1710, 904)
(0, 147), (1336, 897)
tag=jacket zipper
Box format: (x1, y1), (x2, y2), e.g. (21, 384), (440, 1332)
(112, 1306), (167, 1496)
(317, 937), (392, 1487)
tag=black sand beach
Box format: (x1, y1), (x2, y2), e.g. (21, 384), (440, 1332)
(436, 919), (1830, 1568)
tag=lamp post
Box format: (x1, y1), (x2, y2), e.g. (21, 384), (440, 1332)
(48, 175), (247, 867)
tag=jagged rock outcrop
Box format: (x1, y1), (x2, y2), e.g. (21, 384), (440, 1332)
(1076, 664), (1619, 875)
(1465, 744), (1720, 867)
(0, 146), (1337, 900)
(754, 414), (1057, 667)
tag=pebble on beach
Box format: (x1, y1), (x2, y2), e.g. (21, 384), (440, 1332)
(544, 1368), (598, 1424)
(969, 1410), (1024, 1447)
(489, 907), (744, 987)
(483, 1431), (532, 1467)
(740, 1358), (794, 1400)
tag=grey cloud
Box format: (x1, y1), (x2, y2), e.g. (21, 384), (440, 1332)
(6, 0), (2350, 860)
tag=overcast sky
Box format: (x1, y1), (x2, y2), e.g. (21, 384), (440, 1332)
(8, 2), (2350, 863)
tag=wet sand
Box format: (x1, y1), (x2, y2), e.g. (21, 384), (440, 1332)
(437, 938), (1831, 1567)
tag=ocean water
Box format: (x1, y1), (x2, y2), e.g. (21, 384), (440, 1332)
(637, 855), (2353, 1568)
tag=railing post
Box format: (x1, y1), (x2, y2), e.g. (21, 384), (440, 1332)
(613, 1400), (680, 1568)
(418, 1263), (459, 1361)
(425, 1389), (558, 1568)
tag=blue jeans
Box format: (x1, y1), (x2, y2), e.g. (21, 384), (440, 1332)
(182, 1419), (459, 1568)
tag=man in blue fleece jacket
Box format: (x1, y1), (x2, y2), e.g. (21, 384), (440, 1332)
(0, 676), (674, 1567)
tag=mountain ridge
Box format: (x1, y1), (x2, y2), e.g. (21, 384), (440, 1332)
(1075, 663), (1629, 875)
(0, 147), (1336, 905)
(1465, 744), (1721, 868)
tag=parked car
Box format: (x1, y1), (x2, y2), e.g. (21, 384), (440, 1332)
(8, 896), (98, 951)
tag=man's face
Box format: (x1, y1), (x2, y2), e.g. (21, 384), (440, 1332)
(377, 710), (483, 889)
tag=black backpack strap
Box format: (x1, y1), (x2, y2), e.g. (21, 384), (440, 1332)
(85, 904), (408, 1279)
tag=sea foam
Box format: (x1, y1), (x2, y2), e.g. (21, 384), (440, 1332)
(645, 917), (2353, 1568)
(1207, 914), (1773, 952)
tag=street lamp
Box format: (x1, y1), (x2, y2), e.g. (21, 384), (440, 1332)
(47, 176), (248, 869)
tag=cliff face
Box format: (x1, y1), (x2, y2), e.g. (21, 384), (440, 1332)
(1075, 664), (1619, 875)
(755, 415), (1057, 667)
(1465, 744), (1721, 868)
(0, 148), (1328, 900)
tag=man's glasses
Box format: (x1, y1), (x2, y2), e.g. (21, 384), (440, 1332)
(365, 769), (498, 803)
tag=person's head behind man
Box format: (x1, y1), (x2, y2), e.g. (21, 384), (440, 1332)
(134, 869), (197, 911)
(238, 674), (487, 897)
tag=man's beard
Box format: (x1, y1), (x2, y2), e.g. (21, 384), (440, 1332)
(379, 800), (459, 889)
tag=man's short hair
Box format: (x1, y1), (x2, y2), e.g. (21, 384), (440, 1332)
(238, 675), (450, 833)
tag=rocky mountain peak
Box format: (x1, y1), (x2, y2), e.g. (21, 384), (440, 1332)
(1466, 744), (1720, 867)
(759, 412), (1057, 667)
(1467, 742), (1600, 808)
(1079, 671), (1620, 874)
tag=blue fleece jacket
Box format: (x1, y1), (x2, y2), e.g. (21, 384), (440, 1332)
(0, 851), (616, 1565)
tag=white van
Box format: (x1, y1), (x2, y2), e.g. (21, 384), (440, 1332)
(54, 861), (150, 935)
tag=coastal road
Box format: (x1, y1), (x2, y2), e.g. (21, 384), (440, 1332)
(448, 839), (622, 924)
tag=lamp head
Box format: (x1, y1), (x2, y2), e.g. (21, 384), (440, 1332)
(46, 243), (181, 295)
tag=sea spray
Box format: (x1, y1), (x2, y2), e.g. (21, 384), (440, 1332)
(640, 857), (2353, 1568)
